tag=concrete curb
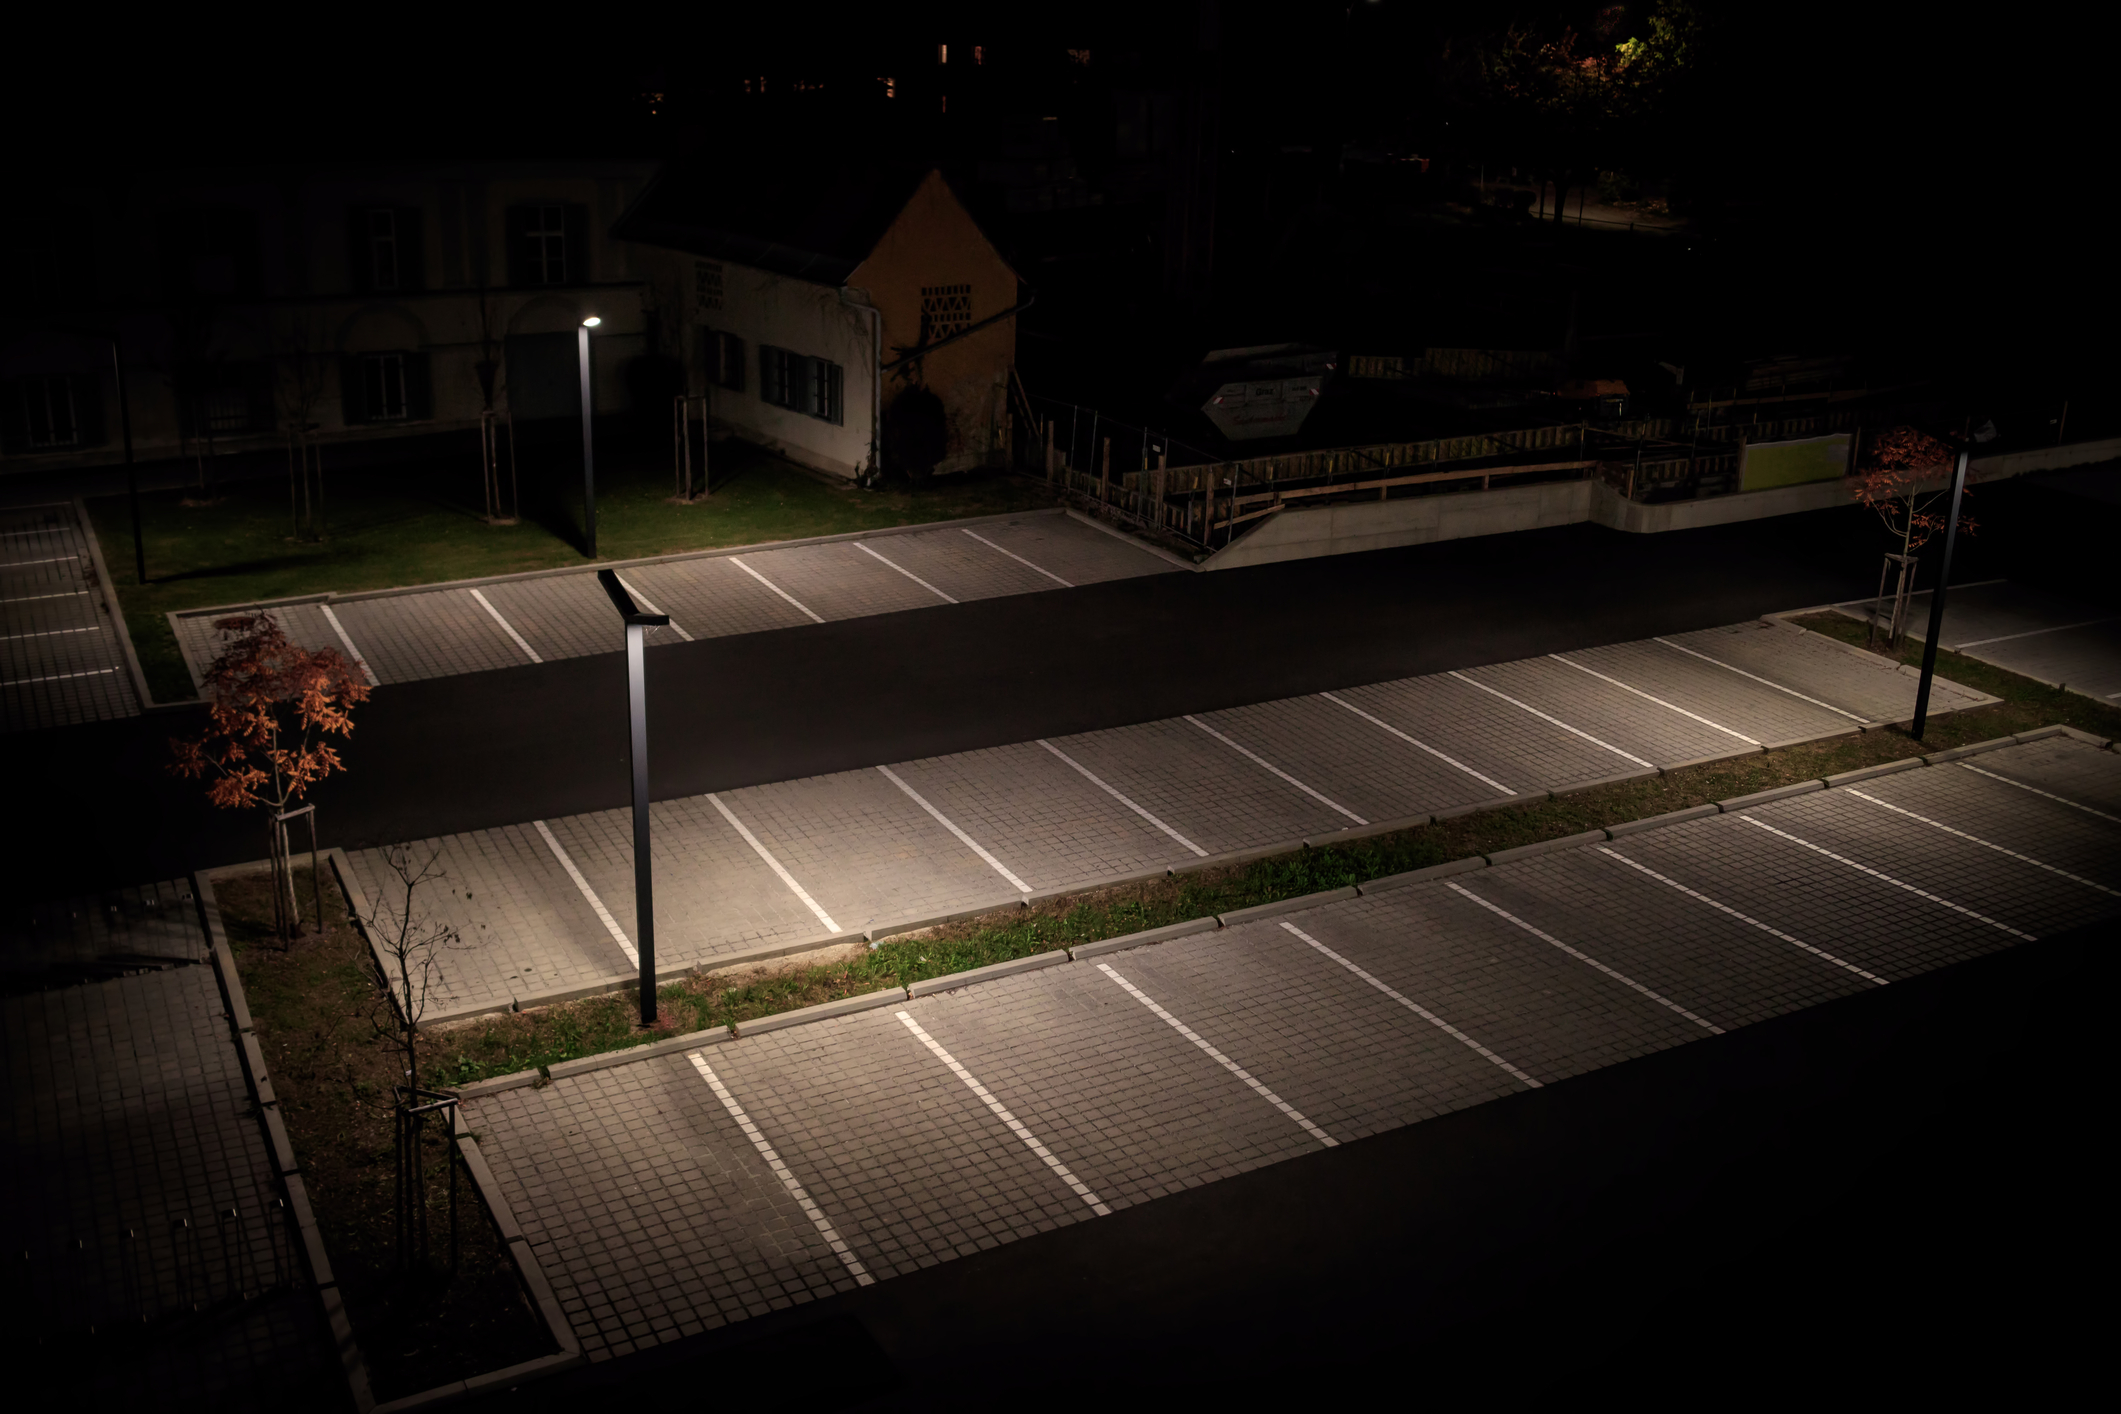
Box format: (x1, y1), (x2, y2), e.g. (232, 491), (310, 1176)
(1432, 793), (1530, 820)
(1357, 856), (1487, 895)
(1764, 726), (1861, 750)
(1549, 769), (1657, 798)
(170, 506), (1077, 621)
(192, 870), (379, 1414)
(1823, 759), (1922, 788)
(1662, 746), (1765, 772)
(1217, 887), (1360, 927)
(1306, 813), (1433, 846)
(1485, 829), (1610, 865)
(454, 1068), (545, 1101)
(2041, 725), (2114, 748)
(1061, 506), (1200, 570)
(869, 898), (1025, 943)
(1026, 865), (1174, 904)
(546, 1026), (734, 1080)
(735, 987), (908, 1037)
(1604, 804), (1720, 838)
(1070, 917), (1221, 959)
(1922, 737), (2021, 764)
(1717, 780), (1825, 812)
(907, 949), (1069, 997)
(1177, 838), (1313, 874)
(71, 494), (185, 713)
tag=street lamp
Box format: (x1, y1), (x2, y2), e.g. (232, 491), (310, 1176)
(595, 568), (668, 1025)
(578, 316), (601, 558)
(1908, 440), (1972, 742)
(110, 335), (144, 584)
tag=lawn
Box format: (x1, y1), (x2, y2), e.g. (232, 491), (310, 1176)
(87, 437), (1058, 701)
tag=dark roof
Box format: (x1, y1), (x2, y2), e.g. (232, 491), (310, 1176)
(613, 151), (937, 287)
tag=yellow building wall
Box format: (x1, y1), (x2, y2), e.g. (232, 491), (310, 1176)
(848, 171), (1020, 473)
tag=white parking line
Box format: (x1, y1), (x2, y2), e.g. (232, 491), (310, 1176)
(1095, 962), (1338, 1148)
(1846, 789), (2118, 897)
(3, 667), (116, 688)
(317, 605), (379, 686)
(612, 573), (695, 641)
(706, 793), (842, 933)
(730, 556), (825, 623)
(468, 589), (541, 663)
(688, 1053), (874, 1286)
(1278, 921), (1541, 1086)
(1955, 619), (2110, 648)
(1182, 715), (1367, 824)
(1596, 847), (1886, 985)
(1652, 637), (1870, 724)
(530, 820), (637, 965)
(856, 541), (958, 604)
(1035, 739), (1208, 856)
(1548, 653), (1760, 745)
(0, 591), (88, 604)
(0, 625), (100, 640)
(0, 555), (79, 568)
(1737, 816), (2036, 941)
(1446, 881), (1724, 1033)
(877, 765), (1031, 892)
(1318, 691), (1515, 795)
(961, 529), (1073, 587)
(1956, 762), (2121, 825)
(895, 1012), (1112, 1216)
(1446, 671), (1656, 770)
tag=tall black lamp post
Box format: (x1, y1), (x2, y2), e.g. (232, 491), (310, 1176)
(578, 316), (600, 558)
(596, 569), (668, 1024)
(1909, 443), (1972, 742)
(110, 334), (144, 584)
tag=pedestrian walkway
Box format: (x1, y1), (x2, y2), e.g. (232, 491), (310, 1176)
(167, 511), (1175, 693)
(0, 500), (140, 733)
(351, 615), (1999, 1024)
(0, 884), (339, 1408)
(461, 734), (2121, 1362)
(1836, 579), (2121, 702)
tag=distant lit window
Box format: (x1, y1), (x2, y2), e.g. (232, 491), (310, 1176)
(23, 376), (80, 448)
(525, 206), (567, 284)
(920, 284), (972, 345)
(364, 354), (408, 421)
(366, 209), (398, 290)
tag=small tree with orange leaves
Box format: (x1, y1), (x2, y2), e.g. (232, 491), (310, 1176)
(171, 612), (371, 943)
(1851, 426), (1978, 649)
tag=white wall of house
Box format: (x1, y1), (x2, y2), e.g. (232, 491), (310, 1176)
(679, 254), (877, 480)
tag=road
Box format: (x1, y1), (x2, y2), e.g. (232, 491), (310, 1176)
(6, 504), (1988, 894)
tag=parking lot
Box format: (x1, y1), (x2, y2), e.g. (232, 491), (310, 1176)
(0, 501), (140, 733)
(1837, 579), (2120, 702)
(351, 614), (2000, 1024)
(460, 732), (2121, 1362)
(168, 510), (1177, 692)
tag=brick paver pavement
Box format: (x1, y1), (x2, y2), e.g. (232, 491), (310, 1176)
(1, 501), (140, 731)
(462, 754), (2121, 1366)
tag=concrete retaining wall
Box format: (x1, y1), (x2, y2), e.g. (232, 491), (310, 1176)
(1202, 435), (2121, 570)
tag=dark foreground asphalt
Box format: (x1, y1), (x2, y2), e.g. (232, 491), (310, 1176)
(8, 501), (1982, 894)
(480, 916), (2110, 1408)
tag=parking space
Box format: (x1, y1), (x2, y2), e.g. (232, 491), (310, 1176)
(1459, 655), (1757, 769)
(1659, 618), (1991, 724)
(1, 501), (139, 731)
(462, 749), (2121, 1366)
(1329, 673), (1615, 796)
(1565, 637), (1863, 748)
(1951, 735), (2121, 818)
(1194, 693), (1497, 825)
(1836, 581), (2121, 702)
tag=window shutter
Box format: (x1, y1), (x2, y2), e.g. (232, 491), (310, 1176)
(339, 355), (368, 424)
(395, 208), (426, 291)
(563, 204), (590, 284)
(826, 362), (844, 425)
(723, 334), (744, 393)
(505, 206), (531, 287)
(760, 346), (782, 406)
(404, 352), (434, 420)
(346, 208), (372, 293)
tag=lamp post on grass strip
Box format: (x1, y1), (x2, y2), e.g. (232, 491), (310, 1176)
(579, 316), (600, 558)
(597, 568), (667, 1024)
(1909, 444), (1971, 742)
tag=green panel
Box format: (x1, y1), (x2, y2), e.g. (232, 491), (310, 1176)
(1741, 434), (1848, 492)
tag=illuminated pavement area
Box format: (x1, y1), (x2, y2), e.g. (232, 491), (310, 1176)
(1835, 578), (2121, 703)
(458, 735), (2121, 1362)
(354, 614), (1997, 1023)
(166, 510), (1175, 692)
(0, 501), (140, 733)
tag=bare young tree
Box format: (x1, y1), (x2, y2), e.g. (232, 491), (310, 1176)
(1852, 426), (1978, 648)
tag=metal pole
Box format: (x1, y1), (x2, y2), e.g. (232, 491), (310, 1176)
(578, 324), (596, 558)
(626, 619), (654, 1022)
(111, 336), (144, 584)
(1909, 448), (1970, 741)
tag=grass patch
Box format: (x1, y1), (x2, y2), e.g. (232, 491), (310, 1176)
(89, 444), (1057, 701)
(422, 623), (2117, 1088)
(216, 866), (555, 1400)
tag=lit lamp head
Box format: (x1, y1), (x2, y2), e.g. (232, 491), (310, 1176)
(582, 316), (601, 328)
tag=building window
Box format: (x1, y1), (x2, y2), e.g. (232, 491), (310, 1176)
(364, 354), (408, 421)
(704, 330), (744, 392)
(204, 386), (254, 433)
(366, 209), (398, 290)
(525, 205), (567, 284)
(341, 350), (431, 424)
(759, 346), (843, 425)
(920, 284), (971, 345)
(23, 376), (81, 448)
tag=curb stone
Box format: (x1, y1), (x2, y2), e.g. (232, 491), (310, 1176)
(869, 898), (1025, 943)
(1823, 759), (1923, 788)
(907, 949), (1069, 997)
(546, 1026), (734, 1079)
(1218, 887), (1360, 927)
(1432, 793), (1528, 820)
(1070, 917), (1221, 960)
(1178, 838), (1312, 875)
(1485, 829), (1609, 865)
(1306, 813), (1433, 846)
(1604, 804), (1720, 838)
(1357, 856), (1487, 895)
(1717, 780), (1825, 812)
(1662, 746), (1765, 773)
(1025, 865), (1173, 905)
(735, 987), (909, 1037)
(1922, 737), (2020, 764)
(1549, 769), (1657, 797)
(71, 494), (184, 713)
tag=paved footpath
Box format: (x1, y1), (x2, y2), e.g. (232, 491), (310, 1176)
(167, 510), (1173, 694)
(1836, 579), (2120, 703)
(1, 884), (339, 1408)
(461, 734), (2121, 1362)
(352, 615), (1997, 1023)
(1, 500), (140, 733)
